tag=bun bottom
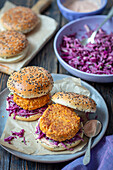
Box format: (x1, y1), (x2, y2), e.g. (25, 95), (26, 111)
(6, 99), (42, 121)
(0, 44), (29, 63)
(10, 113), (41, 121)
(36, 130), (83, 151)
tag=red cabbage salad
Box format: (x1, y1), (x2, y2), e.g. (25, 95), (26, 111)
(35, 122), (83, 150)
(60, 26), (113, 75)
(6, 93), (48, 119)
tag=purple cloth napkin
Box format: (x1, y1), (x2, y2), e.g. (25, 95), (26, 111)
(62, 135), (113, 170)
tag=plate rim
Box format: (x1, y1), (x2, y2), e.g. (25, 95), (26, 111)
(0, 73), (109, 163)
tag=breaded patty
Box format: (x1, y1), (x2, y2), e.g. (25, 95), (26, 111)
(39, 104), (80, 142)
(13, 93), (50, 110)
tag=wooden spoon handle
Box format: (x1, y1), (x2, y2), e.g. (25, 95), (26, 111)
(32, 0), (52, 14)
(0, 64), (14, 75)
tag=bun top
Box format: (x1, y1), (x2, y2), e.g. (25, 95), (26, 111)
(52, 92), (96, 112)
(7, 66), (53, 98)
(1, 6), (39, 33)
(0, 30), (28, 57)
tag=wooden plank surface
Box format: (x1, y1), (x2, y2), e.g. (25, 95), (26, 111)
(0, 0), (113, 169)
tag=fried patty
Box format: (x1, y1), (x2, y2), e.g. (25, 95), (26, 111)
(13, 93), (50, 110)
(39, 104), (80, 142)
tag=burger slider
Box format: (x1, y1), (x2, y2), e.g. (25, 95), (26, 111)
(35, 104), (83, 151)
(6, 66), (53, 121)
(1, 6), (39, 33)
(35, 92), (96, 151)
(0, 30), (29, 63)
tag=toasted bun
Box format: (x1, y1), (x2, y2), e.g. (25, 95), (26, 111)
(0, 44), (29, 63)
(7, 66), (53, 98)
(52, 92), (96, 112)
(1, 6), (39, 33)
(10, 113), (41, 121)
(0, 30), (28, 58)
(38, 130), (83, 151)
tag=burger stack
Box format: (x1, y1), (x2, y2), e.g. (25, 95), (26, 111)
(6, 66), (97, 151)
(0, 6), (40, 63)
(6, 66), (53, 121)
(35, 91), (96, 151)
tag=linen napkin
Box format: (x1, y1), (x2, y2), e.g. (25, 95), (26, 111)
(62, 135), (113, 170)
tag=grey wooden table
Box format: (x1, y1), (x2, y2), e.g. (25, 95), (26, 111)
(0, 0), (113, 169)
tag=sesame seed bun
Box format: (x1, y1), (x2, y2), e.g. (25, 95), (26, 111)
(0, 45), (29, 63)
(52, 92), (96, 112)
(1, 6), (39, 33)
(0, 30), (28, 59)
(13, 114), (41, 121)
(12, 114), (41, 121)
(7, 66), (53, 98)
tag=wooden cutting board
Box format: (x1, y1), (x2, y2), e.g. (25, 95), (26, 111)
(0, 0), (58, 75)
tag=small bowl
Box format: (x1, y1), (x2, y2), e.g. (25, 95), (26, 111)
(54, 15), (113, 83)
(57, 0), (107, 21)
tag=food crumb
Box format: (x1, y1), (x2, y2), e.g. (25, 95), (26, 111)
(2, 116), (4, 118)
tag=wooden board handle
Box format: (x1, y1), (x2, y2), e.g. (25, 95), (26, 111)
(32, 0), (52, 14)
(0, 64), (14, 75)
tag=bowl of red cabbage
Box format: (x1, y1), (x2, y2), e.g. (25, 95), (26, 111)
(54, 15), (113, 83)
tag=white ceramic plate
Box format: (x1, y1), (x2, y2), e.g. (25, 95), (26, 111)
(0, 74), (109, 163)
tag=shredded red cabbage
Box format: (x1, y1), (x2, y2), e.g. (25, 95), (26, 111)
(4, 136), (17, 144)
(60, 27), (113, 75)
(60, 142), (73, 151)
(6, 94), (48, 119)
(11, 129), (25, 138)
(4, 129), (27, 145)
(35, 123), (83, 150)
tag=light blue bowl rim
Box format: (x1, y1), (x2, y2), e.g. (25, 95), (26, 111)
(54, 15), (113, 78)
(57, 0), (108, 15)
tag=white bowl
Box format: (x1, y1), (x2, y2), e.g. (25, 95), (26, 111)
(54, 15), (113, 83)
